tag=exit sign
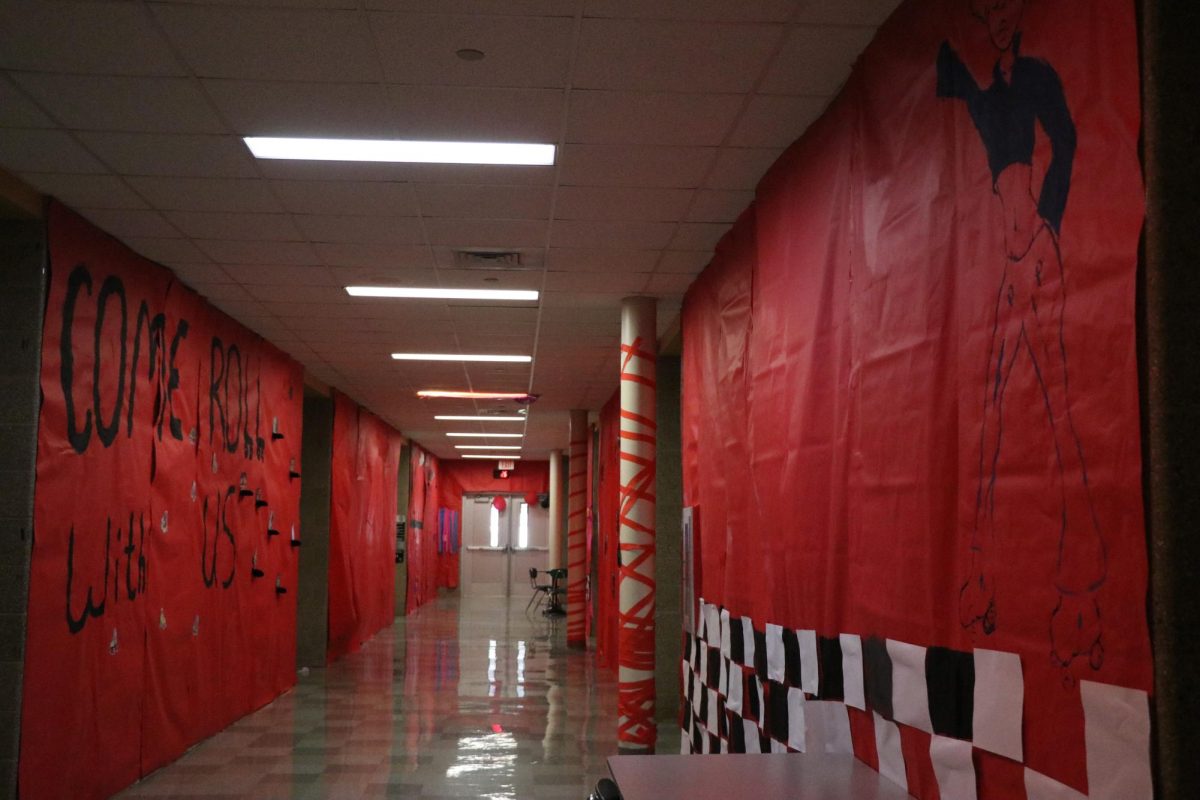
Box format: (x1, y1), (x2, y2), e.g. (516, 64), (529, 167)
(498, 460), (516, 471)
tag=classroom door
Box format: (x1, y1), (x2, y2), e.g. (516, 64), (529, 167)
(461, 495), (550, 598)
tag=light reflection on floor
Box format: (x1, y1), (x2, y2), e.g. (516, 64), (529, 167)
(116, 592), (633, 799)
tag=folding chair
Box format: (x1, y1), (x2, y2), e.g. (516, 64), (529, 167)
(526, 567), (554, 613)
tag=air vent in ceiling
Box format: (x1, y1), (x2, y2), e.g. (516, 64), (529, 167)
(452, 249), (534, 270)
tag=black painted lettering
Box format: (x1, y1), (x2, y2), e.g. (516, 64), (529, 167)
(61, 265), (93, 453)
(93, 276), (127, 448)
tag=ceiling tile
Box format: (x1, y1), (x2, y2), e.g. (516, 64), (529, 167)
(728, 94), (829, 147)
(178, 1), (359, 8)
(760, 24), (877, 95)
(567, 90), (742, 147)
(270, 180), (419, 217)
(423, 219), (546, 248)
(793, 0), (903, 25)
(550, 219), (676, 250)
(558, 144), (713, 188)
(222, 265), (337, 286)
(0, 79), (54, 128)
(76, 132), (258, 178)
(256, 159), (555, 186)
(19, 173), (148, 210)
(545, 248), (659, 273)
(204, 79), (395, 138)
(164, 211), (303, 241)
(575, 19), (781, 93)
(196, 239), (321, 265)
(169, 264), (234, 285)
(384, 85), (563, 141)
(668, 222), (728, 251)
(555, 186), (692, 222)
(0, 2), (184, 76)
(151, 5), (379, 82)
(78, 208), (180, 240)
(543, 271), (648, 294)
(316, 244), (435, 269)
(243, 283), (354, 304)
(705, 147), (784, 190)
(293, 214), (426, 245)
(0, 129), (105, 174)
(417, 184), (552, 220)
(124, 237), (211, 266)
(582, 0), (798, 21)
(12, 74), (225, 135)
(128, 176), (283, 213)
(367, 0), (570, 13)
(645, 271), (700, 294)
(687, 190), (755, 223)
(369, 13), (572, 88)
(657, 250), (714, 274)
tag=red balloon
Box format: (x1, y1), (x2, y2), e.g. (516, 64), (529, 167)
(524, 491), (539, 506)
(492, 495), (507, 511)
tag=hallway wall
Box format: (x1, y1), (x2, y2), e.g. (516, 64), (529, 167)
(21, 205), (306, 799)
(679, 0), (1151, 797)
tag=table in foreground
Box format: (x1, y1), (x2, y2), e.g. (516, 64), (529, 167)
(607, 753), (913, 800)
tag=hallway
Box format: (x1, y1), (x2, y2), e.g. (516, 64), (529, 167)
(116, 594), (626, 800)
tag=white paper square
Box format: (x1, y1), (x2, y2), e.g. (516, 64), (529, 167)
(766, 623), (786, 683)
(771, 737), (788, 753)
(840, 633), (866, 710)
(930, 734), (977, 800)
(697, 598), (708, 637)
(681, 659), (690, 695)
(787, 687), (808, 752)
(704, 603), (721, 647)
(707, 688), (719, 733)
(1024, 767), (1087, 800)
(692, 672), (703, 716)
(720, 608), (732, 658)
(798, 629), (820, 695)
(873, 711), (908, 792)
(719, 656), (729, 696)
(698, 642), (709, 685)
(972, 648), (1023, 761)
(1080, 680), (1152, 800)
(681, 728), (691, 754)
(720, 737), (728, 753)
(727, 664), (744, 714)
(806, 700), (854, 755)
(888, 639), (933, 733)
(744, 719), (762, 753)
(700, 726), (711, 753)
(741, 617), (756, 665)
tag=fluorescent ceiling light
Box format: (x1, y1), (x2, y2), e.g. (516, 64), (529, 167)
(349, 286), (538, 301)
(392, 353), (531, 363)
(446, 432), (523, 438)
(244, 137), (555, 166)
(418, 390), (535, 400)
(462, 454), (522, 460)
(435, 415), (525, 422)
(455, 445), (522, 450)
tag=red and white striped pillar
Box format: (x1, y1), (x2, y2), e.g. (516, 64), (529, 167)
(566, 409), (588, 646)
(618, 296), (657, 752)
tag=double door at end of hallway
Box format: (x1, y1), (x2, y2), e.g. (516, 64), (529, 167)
(461, 494), (549, 597)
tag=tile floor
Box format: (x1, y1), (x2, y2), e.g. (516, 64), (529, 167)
(116, 592), (664, 799)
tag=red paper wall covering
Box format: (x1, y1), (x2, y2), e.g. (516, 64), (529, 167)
(326, 391), (404, 663)
(406, 445), (442, 614)
(21, 204), (305, 799)
(680, 0), (1150, 794)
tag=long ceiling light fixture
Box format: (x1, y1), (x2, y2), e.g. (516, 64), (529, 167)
(348, 287), (538, 301)
(392, 353), (532, 363)
(454, 445), (522, 450)
(418, 390), (537, 401)
(446, 433), (523, 438)
(244, 137), (555, 166)
(435, 415), (525, 422)
(461, 454), (522, 460)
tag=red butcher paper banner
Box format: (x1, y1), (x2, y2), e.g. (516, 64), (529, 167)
(21, 204), (304, 799)
(682, 0), (1150, 796)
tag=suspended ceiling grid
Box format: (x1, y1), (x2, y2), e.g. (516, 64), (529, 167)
(0, 0), (901, 459)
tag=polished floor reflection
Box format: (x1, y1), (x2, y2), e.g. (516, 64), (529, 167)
(117, 593), (627, 799)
